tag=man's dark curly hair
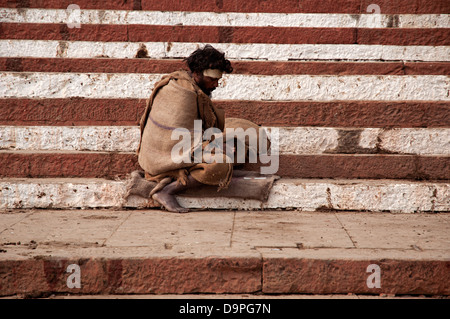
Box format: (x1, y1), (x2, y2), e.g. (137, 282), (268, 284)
(184, 45), (233, 74)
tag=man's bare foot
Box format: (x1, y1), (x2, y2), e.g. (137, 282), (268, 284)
(152, 192), (189, 213)
(151, 175), (202, 213)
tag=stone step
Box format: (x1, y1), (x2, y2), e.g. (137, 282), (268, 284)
(2, 72), (449, 101)
(1, 0), (448, 14)
(1, 151), (449, 180)
(2, 58), (450, 76)
(3, 40), (449, 61)
(0, 177), (448, 213)
(1, 252), (447, 297)
(2, 98), (449, 128)
(2, 8), (449, 28)
(0, 209), (448, 297)
(1, 126), (449, 156)
(4, 22), (450, 46)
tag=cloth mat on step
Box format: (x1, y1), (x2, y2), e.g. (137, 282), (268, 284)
(124, 170), (279, 202)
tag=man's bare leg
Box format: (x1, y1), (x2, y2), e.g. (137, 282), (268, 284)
(152, 175), (202, 213)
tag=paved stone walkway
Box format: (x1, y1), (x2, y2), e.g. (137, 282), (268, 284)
(1, 209), (449, 297)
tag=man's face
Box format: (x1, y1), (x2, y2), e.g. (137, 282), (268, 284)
(193, 72), (220, 96)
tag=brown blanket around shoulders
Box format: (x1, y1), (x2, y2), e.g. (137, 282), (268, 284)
(137, 70), (232, 190)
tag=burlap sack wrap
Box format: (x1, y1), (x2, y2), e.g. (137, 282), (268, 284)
(137, 70), (232, 190)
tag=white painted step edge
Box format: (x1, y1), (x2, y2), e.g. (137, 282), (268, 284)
(0, 178), (448, 213)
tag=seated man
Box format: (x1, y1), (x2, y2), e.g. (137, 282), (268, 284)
(137, 45), (263, 213)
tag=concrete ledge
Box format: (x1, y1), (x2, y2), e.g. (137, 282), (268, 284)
(0, 178), (448, 212)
